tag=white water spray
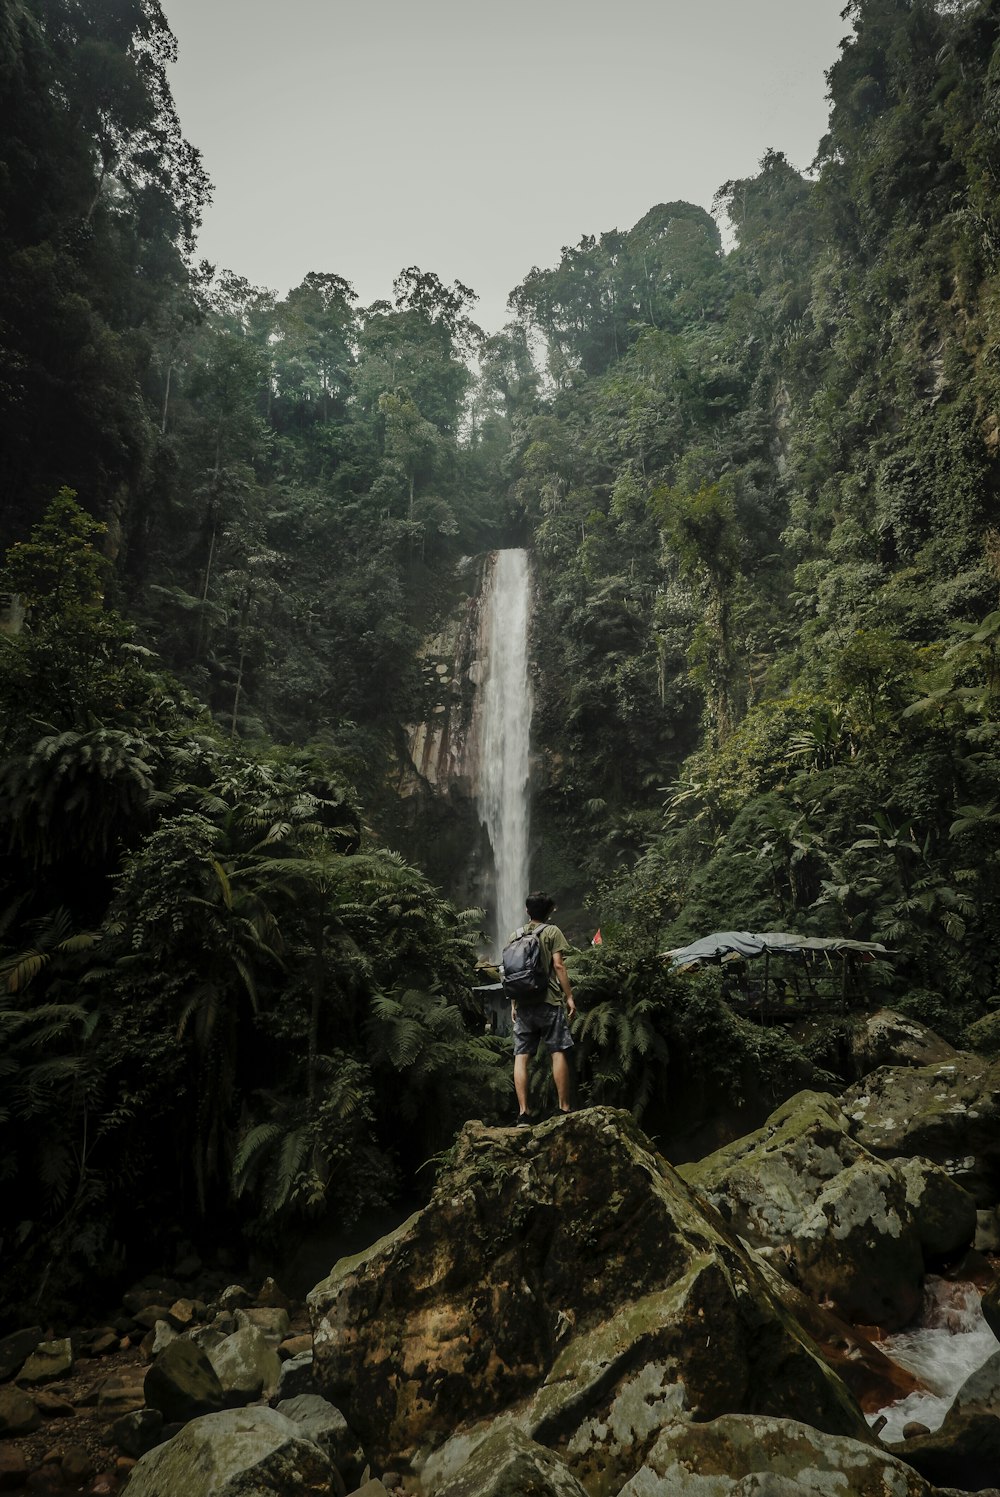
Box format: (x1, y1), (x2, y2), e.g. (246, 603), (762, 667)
(476, 549), (533, 953)
(868, 1278), (997, 1443)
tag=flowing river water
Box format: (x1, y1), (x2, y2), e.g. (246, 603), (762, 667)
(869, 1277), (996, 1443)
(476, 548), (533, 954)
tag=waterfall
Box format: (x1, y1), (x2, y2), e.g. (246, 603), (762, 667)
(476, 549), (533, 954)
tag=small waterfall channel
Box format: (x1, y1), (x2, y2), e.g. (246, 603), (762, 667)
(475, 548), (533, 954)
(869, 1278), (997, 1443)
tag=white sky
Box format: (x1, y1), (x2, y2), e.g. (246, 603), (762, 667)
(162, 0), (851, 334)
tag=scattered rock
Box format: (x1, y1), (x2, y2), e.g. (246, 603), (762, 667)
(272, 1350), (316, 1403)
(143, 1339), (225, 1423)
(616, 1412), (932, 1495)
(0, 1443), (29, 1491)
(428, 1425), (587, 1497)
(903, 1421), (932, 1439)
(126, 1406), (336, 1496)
(842, 1056), (1000, 1205)
(33, 1391), (74, 1420)
(17, 1342), (74, 1389)
(59, 1445), (93, 1486)
(0, 1385), (41, 1436)
(82, 1332), (118, 1360)
(897, 1155), (979, 1260)
(130, 1307), (169, 1334)
(255, 1279), (292, 1312)
(207, 1323), (282, 1407)
(276, 1394), (364, 1483)
(889, 1408), (1000, 1489)
(977, 1208), (1000, 1255)
(89, 1367), (147, 1417)
(150, 1321), (177, 1357)
(110, 1408), (164, 1459)
(216, 1285), (252, 1313)
(278, 1334), (312, 1360)
(0, 1328), (43, 1383)
(851, 1009), (959, 1077)
(165, 1299), (196, 1330)
(964, 1010), (1000, 1060)
(235, 1307), (290, 1348)
(677, 1090), (950, 1327)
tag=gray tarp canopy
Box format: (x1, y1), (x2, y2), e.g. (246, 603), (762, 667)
(664, 930), (888, 970)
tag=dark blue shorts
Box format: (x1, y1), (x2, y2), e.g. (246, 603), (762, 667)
(513, 1003), (574, 1055)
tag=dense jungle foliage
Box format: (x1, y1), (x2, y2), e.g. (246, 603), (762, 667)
(4, 0), (1000, 1323)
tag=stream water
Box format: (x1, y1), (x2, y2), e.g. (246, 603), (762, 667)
(868, 1277), (996, 1443)
(476, 548), (533, 954)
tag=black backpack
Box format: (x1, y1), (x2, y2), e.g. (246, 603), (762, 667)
(501, 923), (551, 1003)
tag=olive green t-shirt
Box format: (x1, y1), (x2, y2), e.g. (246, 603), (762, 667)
(507, 920), (569, 1009)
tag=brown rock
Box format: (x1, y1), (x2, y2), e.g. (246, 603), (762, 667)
(89, 1367), (147, 1417)
(89, 1477), (118, 1496)
(255, 1278), (292, 1312)
(165, 1300), (195, 1330)
(278, 1334), (312, 1361)
(0, 1444), (29, 1491)
(903, 1421), (932, 1439)
(84, 1333), (118, 1359)
(130, 1308), (168, 1334)
(26, 1463), (64, 1492)
(33, 1391), (74, 1420)
(0, 1385), (41, 1436)
(59, 1447), (93, 1488)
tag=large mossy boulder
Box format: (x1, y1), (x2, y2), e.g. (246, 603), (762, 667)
(849, 1009), (958, 1078)
(309, 1108), (870, 1477)
(677, 1090), (973, 1328)
(126, 1406), (336, 1496)
(842, 1056), (1000, 1205)
(616, 1413), (933, 1496)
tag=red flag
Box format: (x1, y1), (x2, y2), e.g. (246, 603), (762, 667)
(592, 929), (603, 946)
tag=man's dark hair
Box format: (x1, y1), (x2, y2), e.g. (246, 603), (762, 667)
(525, 890), (556, 921)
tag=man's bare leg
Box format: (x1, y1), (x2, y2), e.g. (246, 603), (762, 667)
(514, 1053), (531, 1114)
(551, 1049), (573, 1112)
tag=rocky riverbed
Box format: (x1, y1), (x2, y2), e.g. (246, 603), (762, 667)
(1, 1009), (999, 1496)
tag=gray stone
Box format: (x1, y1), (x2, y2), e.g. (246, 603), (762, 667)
(0, 1327), (42, 1383)
(428, 1425), (588, 1497)
(236, 1306), (291, 1347)
(842, 1056), (1000, 1205)
(952, 1346), (1000, 1413)
(216, 1284), (252, 1312)
(889, 1408), (1000, 1489)
(976, 1208), (1000, 1254)
(151, 1319), (178, 1356)
(126, 1406), (336, 1496)
(678, 1091), (944, 1327)
(110, 1407), (164, 1459)
(144, 1337), (225, 1422)
(850, 1009), (958, 1077)
(0, 1385), (40, 1436)
(273, 1349), (317, 1402)
(15, 1338), (73, 1386)
(276, 1393), (364, 1482)
(897, 1155), (978, 1259)
(208, 1323), (282, 1406)
(618, 1412), (933, 1496)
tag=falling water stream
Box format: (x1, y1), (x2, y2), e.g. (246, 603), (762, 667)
(868, 1278), (996, 1443)
(476, 549), (532, 954)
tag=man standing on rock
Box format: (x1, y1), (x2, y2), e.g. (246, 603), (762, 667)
(503, 891), (576, 1124)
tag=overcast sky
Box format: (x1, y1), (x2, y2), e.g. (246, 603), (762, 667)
(162, 0), (851, 333)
